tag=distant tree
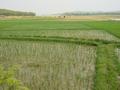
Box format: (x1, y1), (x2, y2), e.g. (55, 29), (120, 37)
(61, 11), (120, 16)
(0, 9), (35, 16)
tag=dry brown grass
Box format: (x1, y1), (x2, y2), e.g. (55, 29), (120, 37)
(0, 15), (120, 21)
(56, 15), (120, 21)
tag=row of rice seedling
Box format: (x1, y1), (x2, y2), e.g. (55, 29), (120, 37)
(0, 30), (120, 42)
(115, 48), (120, 72)
(116, 48), (120, 62)
(0, 39), (96, 90)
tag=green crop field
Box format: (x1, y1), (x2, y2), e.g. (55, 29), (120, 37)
(0, 17), (120, 90)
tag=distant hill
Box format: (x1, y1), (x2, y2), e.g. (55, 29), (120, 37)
(60, 11), (120, 16)
(0, 9), (35, 16)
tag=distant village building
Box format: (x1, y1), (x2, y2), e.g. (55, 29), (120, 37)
(58, 16), (66, 19)
(0, 15), (5, 17)
(0, 15), (5, 19)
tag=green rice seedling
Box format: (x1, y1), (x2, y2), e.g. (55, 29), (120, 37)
(0, 40), (96, 90)
(115, 48), (120, 72)
(0, 30), (120, 43)
(0, 65), (29, 90)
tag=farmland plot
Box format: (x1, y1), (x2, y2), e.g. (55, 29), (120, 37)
(0, 30), (119, 42)
(0, 40), (96, 90)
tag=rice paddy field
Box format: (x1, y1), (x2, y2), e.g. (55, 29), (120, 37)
(0, 40), (96, 90)
(0, 17), (120, 90)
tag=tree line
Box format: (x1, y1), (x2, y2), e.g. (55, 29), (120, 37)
(61, 11), (120, 16)
(0, 9), (35, 16)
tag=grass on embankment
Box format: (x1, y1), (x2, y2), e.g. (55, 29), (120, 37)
(1, 35), (120, 47)
(94, 44), (120, 90)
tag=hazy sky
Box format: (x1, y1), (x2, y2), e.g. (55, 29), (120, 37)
(0, 0), (120, 15)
